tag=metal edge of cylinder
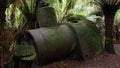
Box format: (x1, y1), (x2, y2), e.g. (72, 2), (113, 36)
(65, 23), (85, 60)
(57, 24), (77, 52)
(27, 29), (44, 58)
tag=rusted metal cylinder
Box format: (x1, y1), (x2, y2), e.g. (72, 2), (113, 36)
(27, 25), (76, 64)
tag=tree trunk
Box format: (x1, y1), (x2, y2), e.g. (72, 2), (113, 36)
(0, 47), (3, 68)
(0, 0), (8, 58)
(104, 13), (115, 54)
(0, 0), (6, 46)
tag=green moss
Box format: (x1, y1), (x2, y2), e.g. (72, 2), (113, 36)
(66, 14), (86, 23)
(14, 45), (36, 60)
(79, 20), (103, 56)
(66, 20), (103, 59)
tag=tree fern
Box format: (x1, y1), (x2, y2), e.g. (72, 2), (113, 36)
(94, 0), (120, 53)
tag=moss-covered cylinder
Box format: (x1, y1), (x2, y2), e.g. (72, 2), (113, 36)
(27, 25), (76, 65)
(25, 21), (103, 65)
(67, 20), (103, 60)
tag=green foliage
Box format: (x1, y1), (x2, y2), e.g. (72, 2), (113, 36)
(5, 0), (95, 28)
(115, 9), (120, 27)
(70, 0), (94, 17)
(20, 0), (36, 15)
(66, 14), (86, 22)
(43, 0), (94, 23)
(5, 5), (12, 28)
(14, 45), (36, 60)
(5, 4), (25, 29)
(14, 8), (25, 28)
(45, 0), (78, 23)
(5, 0), (39, 31)
(43, 0), (56, 5)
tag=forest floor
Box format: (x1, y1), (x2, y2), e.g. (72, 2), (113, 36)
(38, 41), (120, 68)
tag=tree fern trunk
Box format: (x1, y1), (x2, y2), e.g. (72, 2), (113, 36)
(104, 13), (115, 54)
(0, 0), (7, 57)
(0, 0), (6, 46)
